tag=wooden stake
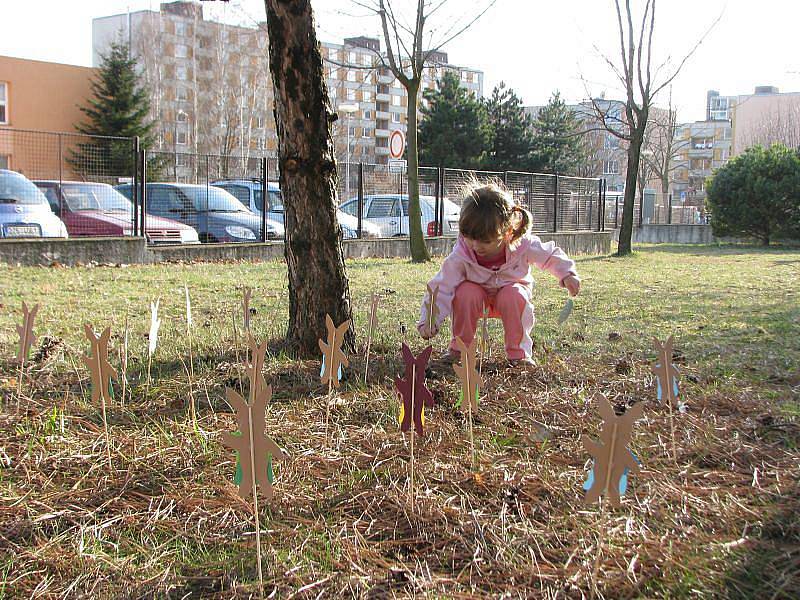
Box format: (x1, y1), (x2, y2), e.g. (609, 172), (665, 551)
(364, 293), (379, 385)
(410, 363), (416, 512)
(121, 312), (129, 408)
(247, 380), (264, 598)
(479, 307), (489, 377)
(16, 354), (25, 414)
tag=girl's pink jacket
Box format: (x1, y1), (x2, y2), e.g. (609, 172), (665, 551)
(417, 234), (579, 332)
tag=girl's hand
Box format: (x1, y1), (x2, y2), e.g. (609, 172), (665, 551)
(419, 323), (438, 339)
(563, 275), (581, 297)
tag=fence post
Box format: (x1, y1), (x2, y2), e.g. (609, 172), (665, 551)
(601, 179), (607, 232)
(260, 156), (268, 242)
(132, 137), (140, 236)
(595, 178), (601, 231)
(615, 193), (620, 229)
(357, 162), (363, 238)
(638, 190), (644, 227)
(140, 149), (147, 238)
(438, 166), (445, 235)
(667, 192), (673, 225)
(527, 173), (533, 215)
(552, 173), (559, 233)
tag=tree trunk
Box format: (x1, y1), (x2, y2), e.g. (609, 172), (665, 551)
(264, 0), (355, 356)
(661, 174), (670, 223)
(406, 79), (430, 262)
(618, 130), (644, 256)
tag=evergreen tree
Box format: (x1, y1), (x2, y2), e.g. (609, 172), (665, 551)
(69, 40), (158, 178)
(530, 91), (586, 174)
(483, 82), (535, 171)
(418, 71), (490, 169)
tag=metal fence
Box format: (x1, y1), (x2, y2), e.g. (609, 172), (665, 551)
(0, 127), (142, 240)
(2, 127), (610, 245)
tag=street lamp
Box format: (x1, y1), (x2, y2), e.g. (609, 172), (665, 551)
(338, 102), (359, 200)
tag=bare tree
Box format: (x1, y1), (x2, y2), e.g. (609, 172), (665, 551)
(263, 0), (355, 356)
(353, 0), (497, 262)
(585, 0), (717, 255)
(641, 92), (688, 222)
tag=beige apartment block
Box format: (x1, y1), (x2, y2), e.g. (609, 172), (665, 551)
(0, 55), (94, 176)
(672, 119), (732, 206)
(93, 1), (484, 170)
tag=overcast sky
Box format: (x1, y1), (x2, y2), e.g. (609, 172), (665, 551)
(2, 0), (798, 123)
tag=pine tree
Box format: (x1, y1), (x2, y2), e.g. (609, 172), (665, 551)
(483, 82), (535, 172)
(69, 40), (158, 178)
(419, 71), (490, 169)
(529, 91), (586, 174)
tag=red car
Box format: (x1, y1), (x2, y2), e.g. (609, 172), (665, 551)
(33, 180), (200, 244)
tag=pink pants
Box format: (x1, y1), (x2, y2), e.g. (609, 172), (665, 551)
(450, 281), (535, 360)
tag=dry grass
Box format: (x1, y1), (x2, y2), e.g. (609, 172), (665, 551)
(1, 244), (799, 598)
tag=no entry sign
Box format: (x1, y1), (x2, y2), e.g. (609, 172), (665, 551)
(389, 129), (406, 159)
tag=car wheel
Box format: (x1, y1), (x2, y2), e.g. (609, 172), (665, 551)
(199, 233), (218, 243)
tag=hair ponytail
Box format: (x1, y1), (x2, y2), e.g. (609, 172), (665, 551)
(509, 205), (531, 242)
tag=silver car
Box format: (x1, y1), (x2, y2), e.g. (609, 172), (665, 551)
(339, 194), (461, 238)
(0, 170), (68, 239)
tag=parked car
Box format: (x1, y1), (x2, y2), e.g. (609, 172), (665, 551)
(338, 194), (461, 238)
(33, 180), (199, 244)
(211, 179), (382, 239)
(0, 170), (68, 239)
(116, 183), (284, 243)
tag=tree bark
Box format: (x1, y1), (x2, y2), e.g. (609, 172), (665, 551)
(618, 128), (644, 256)
(264, 0), (355, 356)
(406, 79), (430, 262)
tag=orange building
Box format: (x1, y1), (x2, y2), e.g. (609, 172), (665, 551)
(0, 55), (95, 177)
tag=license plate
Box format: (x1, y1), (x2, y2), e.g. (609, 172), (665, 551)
(5, 225), (41, 237)
(448, 221), (458, 230)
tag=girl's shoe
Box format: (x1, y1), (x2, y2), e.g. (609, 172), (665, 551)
(508, 357), (535, 367)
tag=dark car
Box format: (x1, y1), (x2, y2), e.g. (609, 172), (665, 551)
(116, 183), (284, 243)
(34, 180), (199, 244)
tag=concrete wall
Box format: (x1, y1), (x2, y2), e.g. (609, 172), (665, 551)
(0, 232), (612, 267)
(615, 224), (768, 245)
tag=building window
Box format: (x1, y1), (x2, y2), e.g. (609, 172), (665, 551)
(330, 87), (338, 99)
(177, 65), (187, 80)
(363, 90), (372, 102)
(175, 44), (188, 58)
(176, 130), (188, 145)
(347, 70), (356, 82)
(361, 53), (371, 66)
(330, 67), (339, 79)
(603, 135), (619, 149)
(362, 127), (372, 138)
(392, 95), (401, 107)
(392, 112), (401, 123)
(256, 115), (265, 128)
(603, 160), (619, 175)
(348, 126), (356, 137)
(348, 51), (357, 63)
(346, 88), (356, 100)
(176, 153), (187, 167)
(461, 70), (468, 81)
(363, 110), (372, 120)
(176, 87), (188, 101)
(0, 82), (7, 124)
(0, 155), (8, 169)
(176, 110), (188, 123)
(176, 21), (187, 37)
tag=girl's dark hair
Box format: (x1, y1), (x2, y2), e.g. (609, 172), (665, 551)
(458, 181), (531, 244)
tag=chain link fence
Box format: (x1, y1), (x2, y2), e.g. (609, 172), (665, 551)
(2, 128), (614, 245)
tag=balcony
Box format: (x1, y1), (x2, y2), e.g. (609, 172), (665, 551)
(376, 110), (391, 120)
(375, 128), (390, 137)
(375, 146), (390, 155)
(688, 147), (713, 158)
(376, 92), (391, 102)
(378, 74), (393, 84)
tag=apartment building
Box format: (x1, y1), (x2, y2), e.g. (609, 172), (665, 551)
(0, 55), (95, 176)
(671, 119), (732, 206)
(92, 1), (484, 170)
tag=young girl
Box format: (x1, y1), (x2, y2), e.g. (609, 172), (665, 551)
(418, 182), (580, 365)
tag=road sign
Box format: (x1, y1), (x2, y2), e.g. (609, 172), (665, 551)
(388, 159), (407, 174)
(389, 129), (406, 159)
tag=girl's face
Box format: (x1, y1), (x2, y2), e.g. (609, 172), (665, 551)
(465, 233), (507, 258)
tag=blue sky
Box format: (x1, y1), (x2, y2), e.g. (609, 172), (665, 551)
(1, 0), (797, 122)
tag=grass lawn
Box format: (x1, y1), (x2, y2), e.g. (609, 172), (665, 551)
(1, 244), (798, 598)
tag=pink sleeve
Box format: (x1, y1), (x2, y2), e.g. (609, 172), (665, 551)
(417, 254), (465, 332)
(524, 235), (579, 287)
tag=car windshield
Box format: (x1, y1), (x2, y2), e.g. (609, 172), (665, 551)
(256, 190), (284, 213)
(0, 173), (48, 206)
(182, 186), (250, 212)
(62, 183), (133, 212)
